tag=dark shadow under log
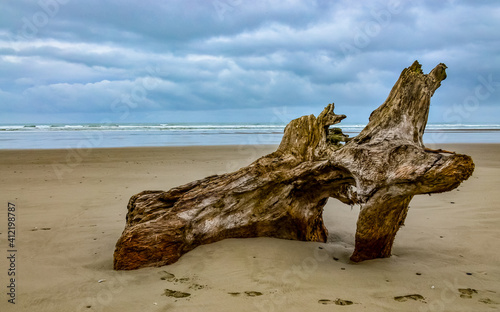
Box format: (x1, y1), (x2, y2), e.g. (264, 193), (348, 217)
(114, 61), (474, 270)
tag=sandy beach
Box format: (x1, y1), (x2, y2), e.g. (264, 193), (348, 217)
(1, 144), (499, 311)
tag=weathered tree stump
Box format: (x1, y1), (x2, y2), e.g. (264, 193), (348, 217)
(114, 61), (474, 270)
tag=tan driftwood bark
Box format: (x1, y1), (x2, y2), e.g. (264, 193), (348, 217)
(114, 61), (474, 270)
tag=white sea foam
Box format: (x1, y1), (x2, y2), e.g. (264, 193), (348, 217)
(2, 122), (500, 132)
(0, 122), (499, 149)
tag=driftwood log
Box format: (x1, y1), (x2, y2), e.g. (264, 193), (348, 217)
(114, 61), (474, 270)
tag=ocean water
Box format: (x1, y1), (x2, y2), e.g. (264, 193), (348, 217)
(0, 123), (499, 149)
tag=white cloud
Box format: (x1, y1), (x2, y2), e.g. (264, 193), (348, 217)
(0, 0), (498, 123)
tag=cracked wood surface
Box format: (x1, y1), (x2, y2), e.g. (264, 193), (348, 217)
(114, 61), (474, 270)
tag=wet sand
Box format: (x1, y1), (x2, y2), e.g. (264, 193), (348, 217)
(0, 144), (499, 311)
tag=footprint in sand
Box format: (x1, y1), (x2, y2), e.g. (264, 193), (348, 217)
(163, 289), (191, 298)
(189, 283), (205, 290)
(159, 271), (206, 296)
(318, 299), (354, 305)
(227, 291), (263, 297)
(458, 288), (477, 299)
(458, 288), (498, 305)
(159, 271), (191, 284)
(245, 291), (263, 297)
(479, 298), (498, 304)
(394, 294), (426, 303)
(159, 271), (176, 281)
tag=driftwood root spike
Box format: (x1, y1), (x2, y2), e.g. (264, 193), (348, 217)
(114, 61), (474, 270)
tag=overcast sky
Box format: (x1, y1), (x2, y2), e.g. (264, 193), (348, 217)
(1, 0), (499, 124)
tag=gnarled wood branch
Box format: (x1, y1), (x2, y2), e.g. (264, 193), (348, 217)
(114, 61), (474, 270)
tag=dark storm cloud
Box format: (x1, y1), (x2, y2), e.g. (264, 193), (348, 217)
(0, 0), (499, 123)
